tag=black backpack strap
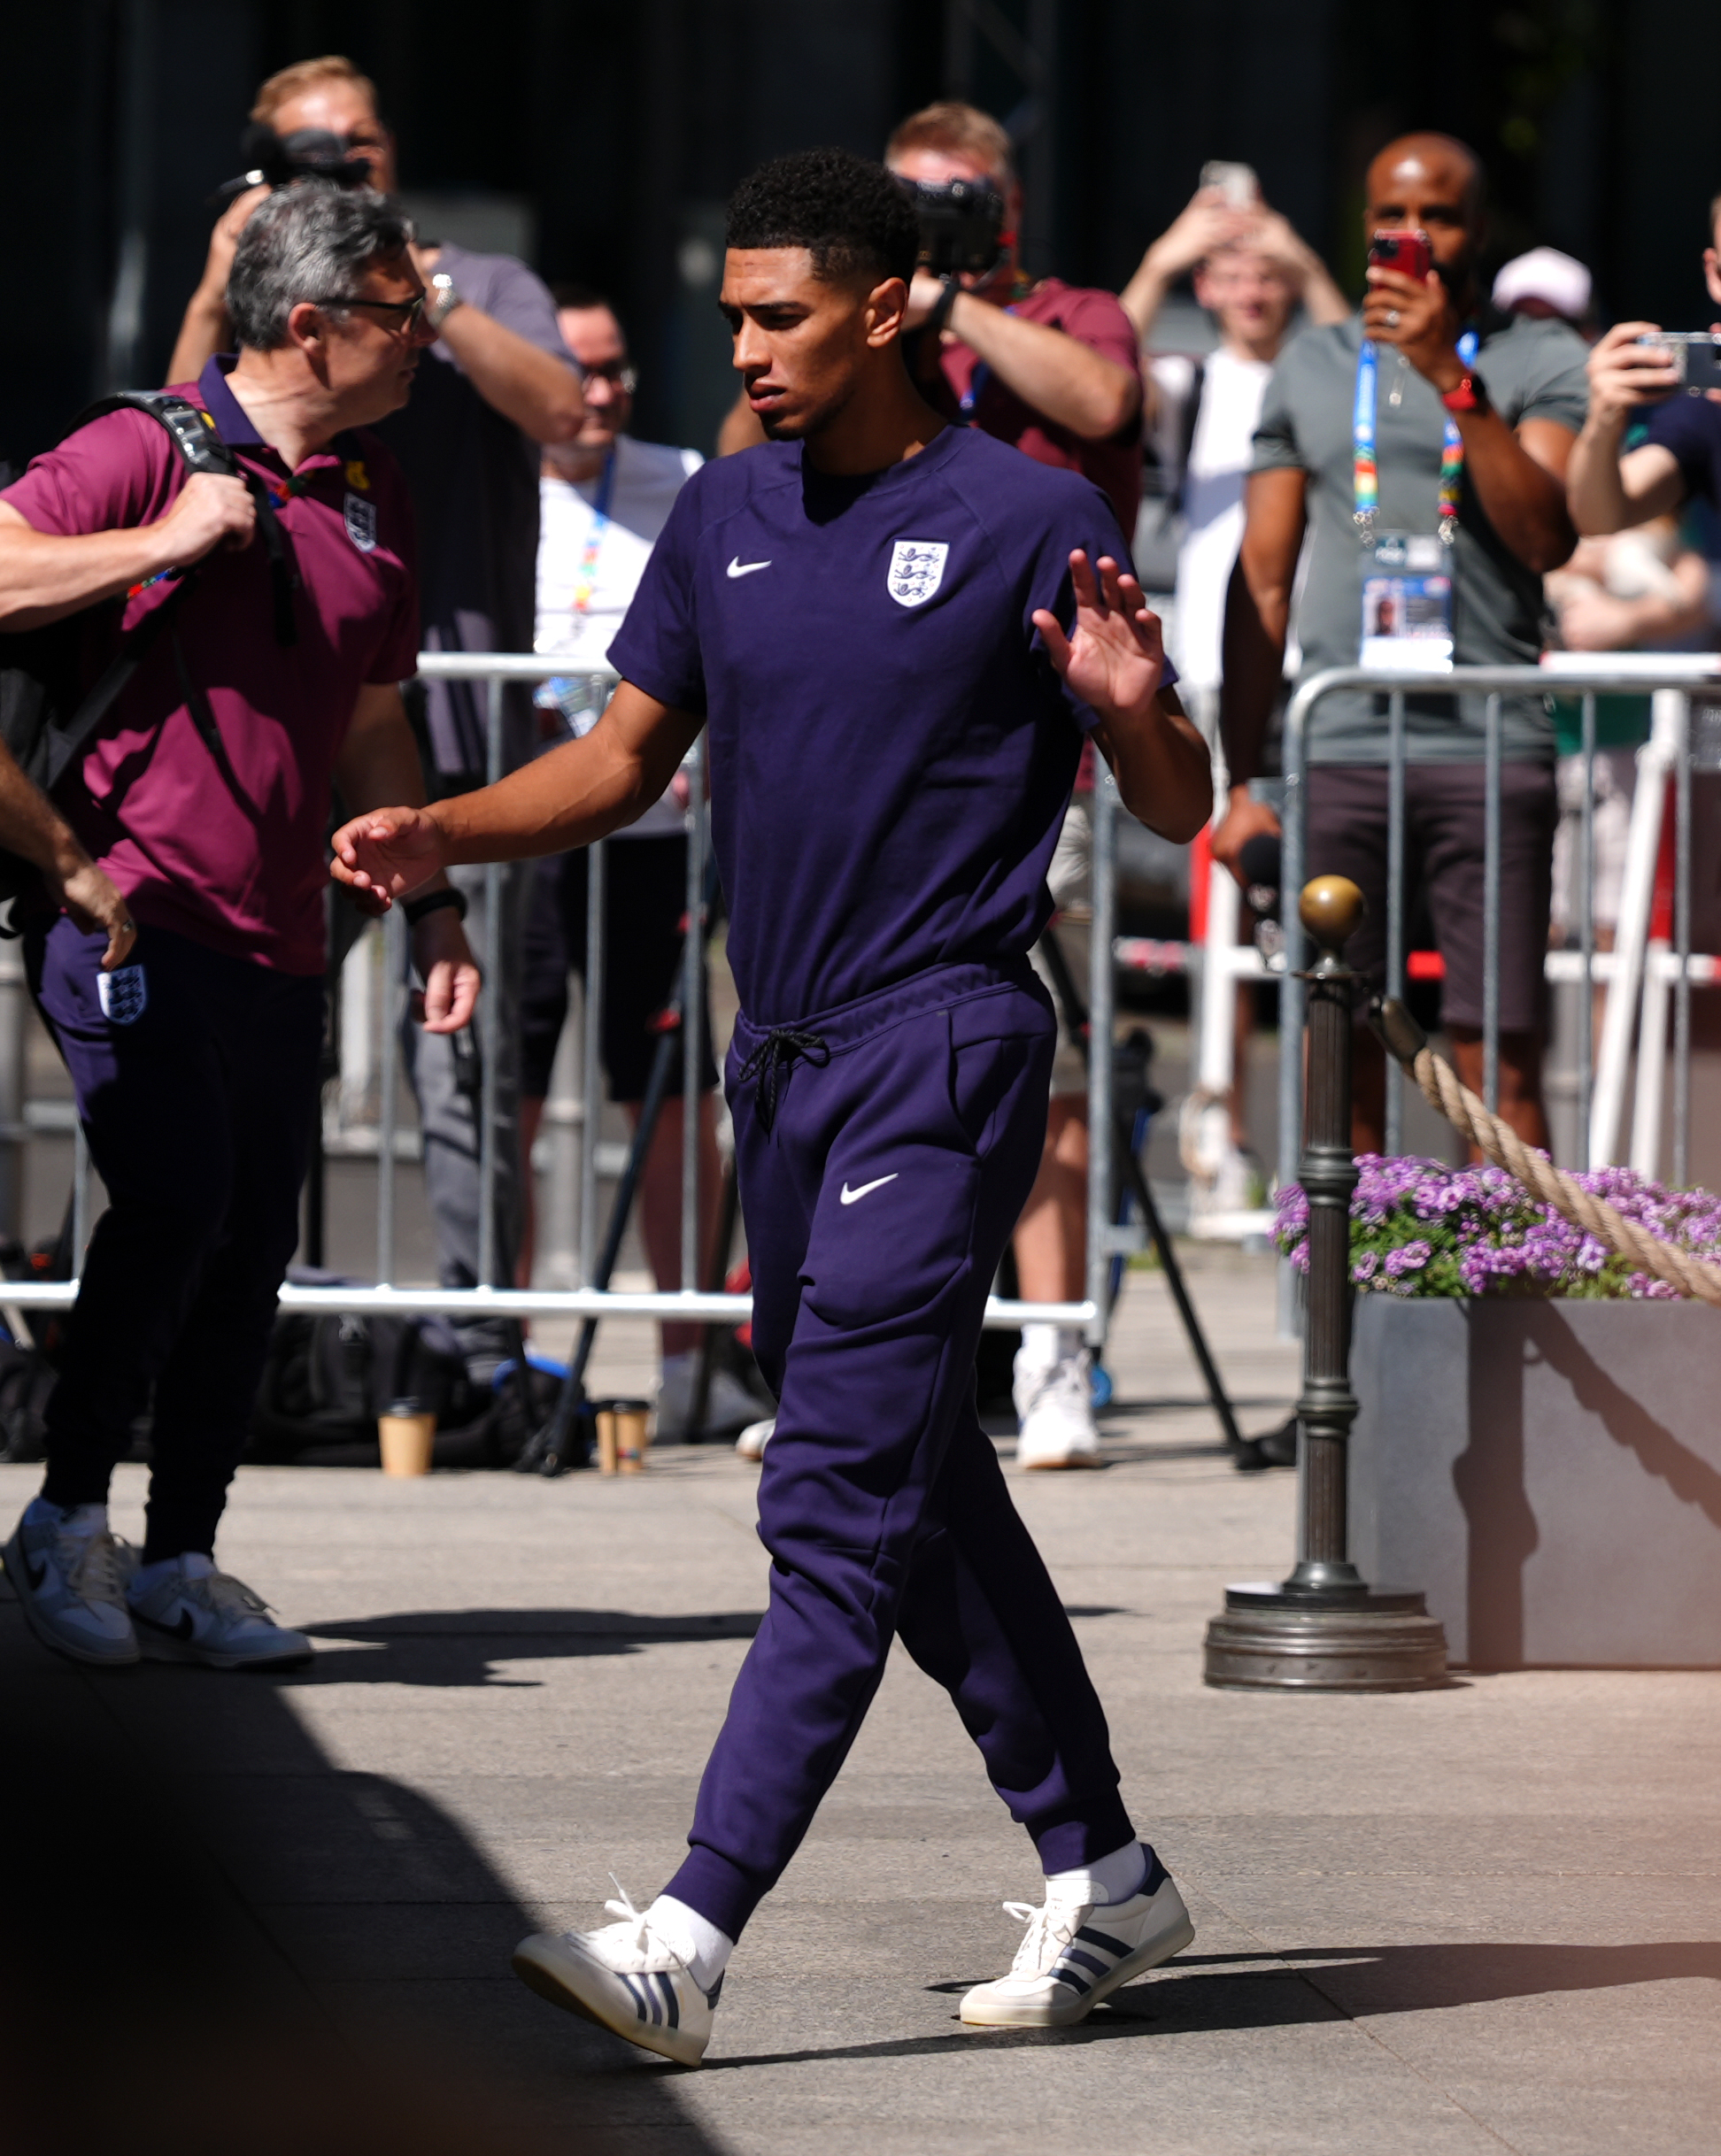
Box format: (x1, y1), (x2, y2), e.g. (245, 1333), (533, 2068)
(1171, 356), (1207, 516)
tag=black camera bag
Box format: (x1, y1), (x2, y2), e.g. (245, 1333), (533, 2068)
(0, 390), (287, 928)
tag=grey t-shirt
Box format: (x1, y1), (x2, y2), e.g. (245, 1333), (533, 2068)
(371, 243), (575, 778)
(1253, 308), (1589, 763)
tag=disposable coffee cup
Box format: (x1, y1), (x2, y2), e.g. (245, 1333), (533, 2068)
(614, 1398), (650, 1474)
(594, 1404), (619, 1475)
(379, 1399), (436, 1478)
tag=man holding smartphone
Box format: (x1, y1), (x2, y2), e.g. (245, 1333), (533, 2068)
(1566, 196), (1721, 535)
(1218, 133), (1586, 1150)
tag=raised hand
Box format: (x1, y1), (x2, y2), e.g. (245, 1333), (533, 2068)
(329, 804), (448, 905)
(1032, 551), (1166, 725)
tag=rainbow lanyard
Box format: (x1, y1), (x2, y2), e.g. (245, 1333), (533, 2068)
(569, 451), (616, 617)
(1354, 327), (1478, 546)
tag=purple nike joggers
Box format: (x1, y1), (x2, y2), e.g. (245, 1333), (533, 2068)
(661, 959), (1135, 1941)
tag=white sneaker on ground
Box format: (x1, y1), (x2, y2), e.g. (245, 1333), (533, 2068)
(513, 1887), (718, 2067)
(125, 1552), (312, 1671)
(4, 1504), (138, 1667)
(960, 1852), (1194, 2027)
(655, 1357), (765, 1440)
(1015, 1350), (1102, 1469)
(735, 1415), (775, 1461)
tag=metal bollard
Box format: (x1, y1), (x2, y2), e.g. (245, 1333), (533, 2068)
(1203, 875), (1448, 1690)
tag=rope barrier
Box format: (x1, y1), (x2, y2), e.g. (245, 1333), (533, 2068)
(1370, 997), (1721, 1309)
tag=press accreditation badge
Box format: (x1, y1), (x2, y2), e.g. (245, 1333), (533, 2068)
(1360, 531), (1453, 675)
(343, 491), (379, 553)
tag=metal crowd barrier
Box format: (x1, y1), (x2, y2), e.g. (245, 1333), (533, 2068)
(1, 653), (1117, 1340)
(1277, 657), (1721, 1208)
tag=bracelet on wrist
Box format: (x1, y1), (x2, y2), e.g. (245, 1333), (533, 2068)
(404, 887), (468, 928)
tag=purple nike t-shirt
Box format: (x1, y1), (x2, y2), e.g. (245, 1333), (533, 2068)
(608, 423), (1171, 1026)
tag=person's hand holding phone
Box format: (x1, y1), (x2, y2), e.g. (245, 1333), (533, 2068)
(1362, 231), (1464, 390)
(1583, 321), (1683, 431)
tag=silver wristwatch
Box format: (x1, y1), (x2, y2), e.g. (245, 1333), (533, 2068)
(425, 271), (465, 335)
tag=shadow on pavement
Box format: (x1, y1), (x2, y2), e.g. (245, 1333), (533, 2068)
(0, 1603), (726, 2156)
(296, 1607), (764, 1685)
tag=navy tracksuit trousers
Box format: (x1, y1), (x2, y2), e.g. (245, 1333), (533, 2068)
(31, 920), (322, 1562)
(663, 959), (1134, 1941)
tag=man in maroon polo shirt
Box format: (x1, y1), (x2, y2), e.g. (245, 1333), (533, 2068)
(0, 183), (479, 1672)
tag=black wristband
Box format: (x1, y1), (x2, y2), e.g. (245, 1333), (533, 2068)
(403, 887), (468, 928)
(927, 274), (960, 335)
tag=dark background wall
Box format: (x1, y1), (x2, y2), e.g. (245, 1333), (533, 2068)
(6, 0), (1720, 468)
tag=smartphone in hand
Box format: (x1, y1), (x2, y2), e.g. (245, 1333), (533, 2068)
(1368, 228), (1433, 282)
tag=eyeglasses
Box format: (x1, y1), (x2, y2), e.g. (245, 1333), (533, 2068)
(312, 292), (427, 333)
(580, 360), (639, 393)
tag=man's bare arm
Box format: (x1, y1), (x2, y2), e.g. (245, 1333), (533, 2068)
(937, 289), (1139, 440)
(0, 484), (255, 631)
(1566, 321), (1690, 535)
(428, 300), (585, 446)
(332, 682), (703, 897)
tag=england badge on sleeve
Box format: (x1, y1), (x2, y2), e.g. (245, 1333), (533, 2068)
(344, 491), (379, 553)
(886, 539), (949, 608)
(97, 965), (147, 1026)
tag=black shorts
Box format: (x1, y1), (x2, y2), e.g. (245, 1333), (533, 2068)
(519, 837), (720, 1103)
(1304, 761), (1556, 1033)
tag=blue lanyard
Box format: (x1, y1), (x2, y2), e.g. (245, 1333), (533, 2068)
(957, 304), (1020, 418)
(1353, 328), (1478, 543)
(570, 450), (617, 616)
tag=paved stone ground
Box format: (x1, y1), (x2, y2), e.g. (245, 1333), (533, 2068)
(3, 1252), (1718, 2154)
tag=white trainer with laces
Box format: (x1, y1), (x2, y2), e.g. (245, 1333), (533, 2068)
(4, 1505), (138, 1667)
(126, 1552), (312, 1670)
(1015, 1349), (1102, 1469)
(513, 1886), (718, 2067)
(960, 1852), (1194, 2027)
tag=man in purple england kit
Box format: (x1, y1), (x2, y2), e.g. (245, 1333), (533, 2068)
(332, 149), (1212, 2067)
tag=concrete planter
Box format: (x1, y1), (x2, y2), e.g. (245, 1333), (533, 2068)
(1350, 1295), (1721, 1668)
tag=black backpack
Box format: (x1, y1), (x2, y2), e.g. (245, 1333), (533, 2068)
(0, 390), (300, 924)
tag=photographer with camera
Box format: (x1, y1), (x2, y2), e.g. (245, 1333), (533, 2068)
(1566, 196), (1721, 536)
(167, 56), (583, 1367)
(1218, 133), (1586, 1151)
(0, 184), (477, 1672)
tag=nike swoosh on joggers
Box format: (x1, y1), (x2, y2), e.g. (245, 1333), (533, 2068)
(726, 557), (772, 578)
(839, 1174), (899, 1205)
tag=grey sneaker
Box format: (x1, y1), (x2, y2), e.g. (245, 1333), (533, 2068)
(4, 1505), (139, 1667)
(126, 1553), (312, 1671)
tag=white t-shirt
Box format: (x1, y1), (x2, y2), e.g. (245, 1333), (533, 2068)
(1152, 346), (1273, 690)
(536, 434), (704, 837)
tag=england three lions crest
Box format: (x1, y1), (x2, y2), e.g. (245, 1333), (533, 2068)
(887, 539), (949, 608)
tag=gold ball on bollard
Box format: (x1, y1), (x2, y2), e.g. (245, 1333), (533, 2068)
(1299, 874), (1367, 953)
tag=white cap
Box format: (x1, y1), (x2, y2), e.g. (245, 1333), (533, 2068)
(1492, 246), (1593, 323)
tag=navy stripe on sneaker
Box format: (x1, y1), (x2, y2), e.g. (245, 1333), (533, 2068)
(655, 1970), (680, 2028)
(622, 1971), (655, 2023)
(1061, 1946), (1110, 1979)
(1077, 1925), (1131, 1957)
(1051, 1963), (1093, 1995)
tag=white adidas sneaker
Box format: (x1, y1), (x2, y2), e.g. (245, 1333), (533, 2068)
(960, 1852), (1194, 2027)
(1015, 1350), (1102, 1469)
(513, 1888), (719, 2067)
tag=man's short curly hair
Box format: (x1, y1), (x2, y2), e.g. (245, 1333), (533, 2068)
(725, 148), (919, 286)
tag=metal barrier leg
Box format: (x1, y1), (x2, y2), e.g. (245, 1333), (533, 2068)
(1592, 691), (1679, 1165)
(578, 840), (606, 1286)
(1482, 693), (1501, 1114)
(1674, 693), (1693, 1187)
(1084, 774), (1116, 1352)
(476, 676), (504, 1290)
(376, 903), (404, 1286)
(1631, 943), (1671, 1176)
(1577, 692), (1596, 1167)
(681, 746), (705, 1308)
(1385, 691), (1406, 1157)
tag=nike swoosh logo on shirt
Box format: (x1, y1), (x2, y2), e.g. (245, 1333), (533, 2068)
(840, 1174), (899, 1205)
(726, 557), (772, 578)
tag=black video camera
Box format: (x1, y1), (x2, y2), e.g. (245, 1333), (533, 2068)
(210, 123), (374, 205)
(899, 177), (1007, 278)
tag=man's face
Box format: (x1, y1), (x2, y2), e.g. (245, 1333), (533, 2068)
(303, 250), (431, 420)
(886, 144), (1018, 290)
(719, 249), (902, 440)
(1363, 141), (1481, 287)
(268, 81), (397, 194)
(557, 305), (634, 446)
(1193, 247), (1294, 347)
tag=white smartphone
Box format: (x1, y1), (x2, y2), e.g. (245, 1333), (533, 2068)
(1200, 160), (1259, 209)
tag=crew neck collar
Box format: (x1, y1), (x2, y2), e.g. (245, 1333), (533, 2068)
(799, 417), (958, 492)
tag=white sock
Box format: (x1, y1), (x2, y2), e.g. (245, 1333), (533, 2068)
(26, 1497), (106, 1536)
(1017, 1323), (1081, 1371)
(1046, 1839), (1148, 1907)
(647, 1894), (734, 1994)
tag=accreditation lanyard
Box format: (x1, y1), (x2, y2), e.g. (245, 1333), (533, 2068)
(1353, 328), (1478, 545)
(569, 450), (617, 616)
